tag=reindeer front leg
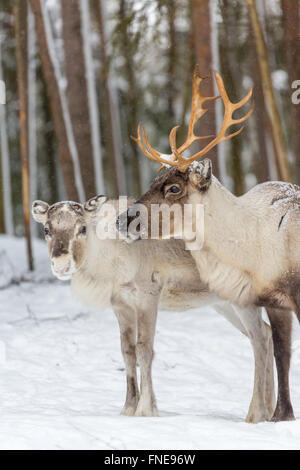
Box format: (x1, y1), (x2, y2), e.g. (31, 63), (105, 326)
(134, 305), (158, 417)
(112, 299), (139, 416)
(234, 306), (272, 423)
(214, 303), (275, 422)
(134, 275), (161, 417)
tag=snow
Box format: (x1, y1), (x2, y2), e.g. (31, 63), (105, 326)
(0, 235), (300, 450)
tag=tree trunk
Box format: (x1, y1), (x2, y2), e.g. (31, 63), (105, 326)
(61, 0), (96, 200)
(79, 0), (104, 195)
(28, 4), (37, 236)
(96, 0), (127, 196)
(218, 1), (245, 195)
(248, 22), (271, 183)
(29, 0), (80, 201)
(192, 0), (219, 179)
(113, 0), (140, 196)
(0, 38), (13, 234)
(166, 0), (176, 118)
(14, 0), (34, 270)
(247, 0), (291, 182)
(0, 153), (4, 233)
(281, 0), (300, 184)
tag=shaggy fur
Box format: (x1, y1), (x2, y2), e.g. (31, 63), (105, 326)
(124, 159), (298, 421)
(32, 196), (275, 421)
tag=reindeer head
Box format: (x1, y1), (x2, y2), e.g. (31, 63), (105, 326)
(117, 159), (213, 242)
(32, 196), (106, 280)
(117, 66), (253, 242)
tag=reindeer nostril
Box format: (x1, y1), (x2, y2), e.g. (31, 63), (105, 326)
(52, 246), (69, 257)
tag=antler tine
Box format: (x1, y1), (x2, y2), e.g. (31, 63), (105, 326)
(132, 67), (253, 173)
(142, 127), (164, 160)
(178, 66), (220, 155)
(214, 71), (253, 128)
(176, 70), (254, 169)
(169, 125), (186, 166)
(131, 124), (161, 163)
(132, 124), (182, 168)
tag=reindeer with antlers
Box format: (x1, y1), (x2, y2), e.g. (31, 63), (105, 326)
(117, 66), (298, 422)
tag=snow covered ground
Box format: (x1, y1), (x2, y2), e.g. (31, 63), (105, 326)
(0, 235), (300, 450)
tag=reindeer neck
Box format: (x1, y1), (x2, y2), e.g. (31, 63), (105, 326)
(201, 177), (258, 271)
(80, 217), (121, 280)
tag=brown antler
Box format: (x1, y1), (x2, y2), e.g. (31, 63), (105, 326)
(132, 66), (254, 172)
(132, 65), (218, 171)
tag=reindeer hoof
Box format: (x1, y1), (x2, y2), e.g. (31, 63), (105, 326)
(270, 407), (295, 422)
(134, 403), (159, 417)
(246, 409), (269, 423)
(121, 404), (138, 416)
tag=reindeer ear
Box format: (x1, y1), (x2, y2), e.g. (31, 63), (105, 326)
(189, 159), (212, 191)
(84, 195), (107, 213)
(32, 200), (49, 224)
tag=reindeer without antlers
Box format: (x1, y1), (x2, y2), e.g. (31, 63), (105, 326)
(118, 66), (297, 422)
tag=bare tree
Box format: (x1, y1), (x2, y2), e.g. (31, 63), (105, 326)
(219, 1), (245, 195)
(248, 25), (271, 183)
(166, 0), (176, 118)
(97, 0), (127, 196)
(0, 37), (13, 234)
(247, 0), (291, 182)
(29, 0), (82, 201)
(79, 0), (104, 195)
(28, 4), (37, 236)
(61, 0), (97, 200)
(14, 0), (33, 270)
(192, 0), (219, 179)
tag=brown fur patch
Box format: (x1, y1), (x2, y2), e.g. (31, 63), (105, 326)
(72, 239), (85, 265)
(127, 168), (190, 239)
(257, 273), (300, 322)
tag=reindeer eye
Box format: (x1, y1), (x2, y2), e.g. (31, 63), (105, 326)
(79, 226), (87, 235)
(44, 227), (50, 236)
(168, 186), (181, 194)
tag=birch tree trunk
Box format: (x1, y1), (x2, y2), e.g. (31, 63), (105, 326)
(166, 0), (176, 118)
(0, 38), (13, 235)
(281, 0), (300, 184)
(29, 0), (82, 202)
(97, 0), (127, 196)
(0, 160), (4, 233)
(14, 0), (34, 270)
(192, 0), (219, 179)
(247, 0), (291, 182)
(61, 0), (97, 200)
(209, 0), (229, 187)
(28, 4), (37, 236)
(79, 0), (104, 195)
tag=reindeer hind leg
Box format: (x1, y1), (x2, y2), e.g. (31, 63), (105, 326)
(266, 308), (295, 422)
